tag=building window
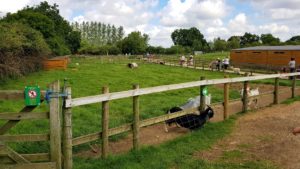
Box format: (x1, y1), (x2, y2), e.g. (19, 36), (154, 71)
(274, 52), (285, 54)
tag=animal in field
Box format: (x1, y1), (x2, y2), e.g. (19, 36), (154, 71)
(240, 87), (259, 108)
(164, 96), (213, 132)
(164, 103), (214, 132)
(209, 60), (218, 71)
(127, 62), (138, 68)
(229, 66), (240, 74)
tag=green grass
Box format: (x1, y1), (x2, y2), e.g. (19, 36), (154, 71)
(0, 57), (240, 153)
(282, 95), (300, 104)
(73, 116), (278, 169)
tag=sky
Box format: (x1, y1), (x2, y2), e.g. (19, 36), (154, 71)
(0, 0), (300, 47)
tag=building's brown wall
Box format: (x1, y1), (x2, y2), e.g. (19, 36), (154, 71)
(230, 50), (300, 70)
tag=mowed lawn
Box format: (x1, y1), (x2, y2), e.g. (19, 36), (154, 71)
(0, 57), (241, 153)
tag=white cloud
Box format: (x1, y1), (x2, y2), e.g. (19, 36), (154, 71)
(1, 0), (300, 46)
(160, 0), (229, 28)
(0, 0), (30, 15)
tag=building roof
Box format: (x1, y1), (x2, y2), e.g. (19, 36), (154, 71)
(233, 45), (300, 51)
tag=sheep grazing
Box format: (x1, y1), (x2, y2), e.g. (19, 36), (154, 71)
(127, 62), (138, 68)
(229, 66), (240, 74)
(164, 106), (214, 132)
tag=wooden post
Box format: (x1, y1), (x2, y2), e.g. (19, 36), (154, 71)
(102, 86), (109, 159)
(292, 75), (296, 98)
(200, 76), (206, 112)
(49, 80), (62, 169)
(242, 80), (249, 113)
(202, 61), (204, 70)
(274, 77), (279, 104)
(223, 75), (229, 120)
(133, 84), (140, 150)
(63, 87), (72, 169)
(194, 59), (196, 69)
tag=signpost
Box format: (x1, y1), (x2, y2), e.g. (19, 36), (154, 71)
(24, 86), (41, 106)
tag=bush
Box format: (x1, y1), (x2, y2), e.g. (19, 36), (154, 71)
(78, 44), (121, 55)
(0, 22), (50, 81)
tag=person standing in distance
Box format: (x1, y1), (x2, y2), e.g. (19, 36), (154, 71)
(288, 58), (296, 79)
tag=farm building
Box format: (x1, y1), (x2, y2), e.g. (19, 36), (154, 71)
(230, 45), (300, 70)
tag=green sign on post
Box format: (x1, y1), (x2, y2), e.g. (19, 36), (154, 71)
(24, 86), (41, 106)
(202, 87), (208, 96)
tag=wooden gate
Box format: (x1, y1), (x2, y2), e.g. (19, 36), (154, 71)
(0, 81), (61, 169)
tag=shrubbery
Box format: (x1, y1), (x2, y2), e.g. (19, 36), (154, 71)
(0, 22), (51, 81)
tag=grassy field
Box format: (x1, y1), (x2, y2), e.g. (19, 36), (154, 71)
(0, 56), (240, 153)
(0, 55), (283, 168)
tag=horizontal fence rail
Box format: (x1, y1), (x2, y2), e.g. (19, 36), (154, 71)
(66, 72), (300, 108)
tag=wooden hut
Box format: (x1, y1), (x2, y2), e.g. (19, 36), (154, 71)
(230, 45), (300, 70)
(43, 56), (70, 70)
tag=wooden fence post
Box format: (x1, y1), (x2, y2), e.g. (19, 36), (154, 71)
(133, 84), (140, 150)
(63, 87), (72, 169)
(223, 75), (229, 120)
(242, 80), (249, 113)
(274, 77), (279, 104)
(102, 86), (109, 159)
(49, 80), (62, 169)
(292, 75), (296, 98)
(200, 76), (206, 112)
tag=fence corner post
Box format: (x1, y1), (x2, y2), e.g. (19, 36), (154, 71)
(223, 75), (229, 120)
(274, 77), (279, 104)
(200, 76), (206, 112)
(242, 79), (249, 113)
(292, 75), (296, 98)
(49, 80), (62, 169)
(133, 84), (140, 151)
(102, 86), (109, 159)
(63, 87), (72, 169)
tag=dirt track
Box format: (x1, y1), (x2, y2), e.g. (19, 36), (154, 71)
(196, 102), (300, 169)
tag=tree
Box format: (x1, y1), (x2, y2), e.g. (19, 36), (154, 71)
(171, 27), (208, 51)
(261, 34), (280, 45)
(121, 31), (149, 54)
(213, 38), (227, 51)
(240, 32), (260, 47)
(1, 1), (80, 55)
(286, 35), (300, 45)
(227, 36), (240, 49)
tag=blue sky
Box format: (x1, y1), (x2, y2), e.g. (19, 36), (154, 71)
(1, 0), (300, 47)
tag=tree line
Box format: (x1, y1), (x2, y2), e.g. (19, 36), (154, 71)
(71, 22), (124, 46)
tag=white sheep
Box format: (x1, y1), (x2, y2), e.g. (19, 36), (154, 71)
(229, 66), (240, 74)
(127, 62), (138, 68)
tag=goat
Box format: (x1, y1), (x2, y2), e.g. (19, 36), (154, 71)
(209, 61), (218, 71)
(240, 87), (259, 108)
(229, 66), (240, 74)
(127, 62), (138, 68)
(164, 106), (214, 132)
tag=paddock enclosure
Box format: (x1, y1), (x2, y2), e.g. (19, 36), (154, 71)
(1, 56), (300, 169)
(230, 45), (300, 70)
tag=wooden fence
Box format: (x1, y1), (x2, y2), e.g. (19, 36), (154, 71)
(0, 72), (299, 169)
(61, 72), (299, 169)
(0, 81), (61, 169)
